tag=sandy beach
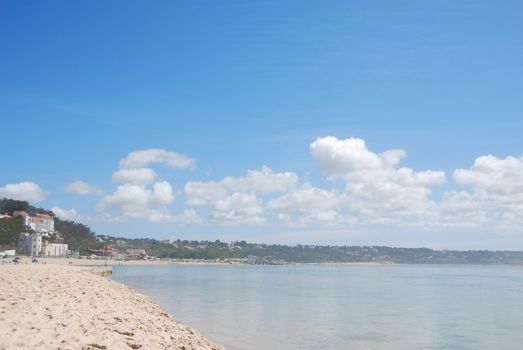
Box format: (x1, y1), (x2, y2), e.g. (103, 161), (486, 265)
(0, 263), (225, 350)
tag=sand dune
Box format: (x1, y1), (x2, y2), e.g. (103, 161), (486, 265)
(0, 264), (225, 350)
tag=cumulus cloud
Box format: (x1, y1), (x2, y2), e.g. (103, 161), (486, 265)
(436, 154), (523, 231)
(185, 181), (230, 206)
(173, 209), (204, 224)
(63, 138), (523, 234)
(210, 192), (266, 225)
(184, 166), (298, 225)
(310, 136), (446, 225)
(0, 182), (47, 202)
(268, 183), (343, 226)
(185, 183), (266, 225)
(309, 139), (523, 231)
(222, 166), (299, 194)
(119, 149), (196, 170)
(99, 181), (175, 223)
(310, 136), (396, 175)
(51, 206), (81, 221)
(65, 181), (102, 195)
(453, 155), (523, 196)
(98, 148), (198, 223)
(112, 168), (157, 185)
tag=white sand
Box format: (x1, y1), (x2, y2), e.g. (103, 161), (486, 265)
(0, 264), (225, 350)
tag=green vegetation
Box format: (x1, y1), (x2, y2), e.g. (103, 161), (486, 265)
(103, 237), (523, 265)
(2, 198), (523, 264)
(0, 216), (26, 249)
(0, 198), (100, 254)
(54, 219), (101, 253)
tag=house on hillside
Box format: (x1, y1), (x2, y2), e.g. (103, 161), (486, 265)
(13, 211), (55, 236)
(125, 248), (147, 259)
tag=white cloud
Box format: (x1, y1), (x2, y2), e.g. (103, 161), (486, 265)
(185, 182), (266, 225)
(184, 166), (298, 225)
(0, 182), (47, 202)
(98, 148), (198, 223)
(453, 155), (523, 196)
(268, 183), (343, 226)
(119, 149), (196, 170)
(112, 168), (157, 185)
(222, 166), (299, 194)
(436, 154), (523, 231)
(65, 181), (102, 195)
(185, 181), (229, 206)
(310, 136), (446, 225)
(173, 209), (204, 224)
(310, 136), (393, 175)
(99, 181), (175, 223)
(210, 192), (266, 225)
(51, 206), (81, 221)
(66, 137), (523, 235)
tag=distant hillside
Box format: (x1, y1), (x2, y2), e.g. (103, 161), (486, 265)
(102, 236), (523, 265)
(0, 198), (100, 254)
(3, 198), (523, 264)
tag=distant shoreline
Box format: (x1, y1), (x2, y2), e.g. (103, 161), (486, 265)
(8, 256), (521, 267)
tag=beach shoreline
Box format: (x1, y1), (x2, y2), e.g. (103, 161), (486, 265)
(0, 263), (225, 350)
(2, 256), (396, 267)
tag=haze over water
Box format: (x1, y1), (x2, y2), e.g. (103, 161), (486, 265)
(113, 264), (523, 350)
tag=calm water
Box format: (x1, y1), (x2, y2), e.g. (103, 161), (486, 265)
(112, 264), (523, 350)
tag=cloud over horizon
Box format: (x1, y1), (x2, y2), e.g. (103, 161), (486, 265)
(119, 149), (196, 170)
(310, 136), (446, 226)
(0, 182), (48, 203)
(2, 138), (522, 237)
(51, 206), (81, 221)
(184, 166), (299, 225)
(65, 181), (103, 195)
(98, 148), (196, 223)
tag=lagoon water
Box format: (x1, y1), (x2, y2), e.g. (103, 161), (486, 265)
(112, 264), (523, 350)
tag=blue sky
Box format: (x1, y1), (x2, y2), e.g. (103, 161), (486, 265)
(1, 0), (522, 249)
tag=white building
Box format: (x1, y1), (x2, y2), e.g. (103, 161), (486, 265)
(0, 250), (16, 257)
(34, 213), (55, 233)
(42, 242), (68, 257)
(125, 248), (147, 259)
(13, 211), (55, 236)
(18, 232), (42, 256)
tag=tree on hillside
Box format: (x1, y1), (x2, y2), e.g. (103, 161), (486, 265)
(0, 216), (26, 248)
(54, 218), (100, 254)
(0, 198), (29, 214)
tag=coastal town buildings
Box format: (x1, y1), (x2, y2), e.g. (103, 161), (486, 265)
(0, 249), (15, 257)
(125, 248), (147, 259)
(14, 211), (69, 256)
(13, 211), (55, 236)
(18, 232), (42, 256)
(18, 233), (69, 257)
(42, 242), (69, 257)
